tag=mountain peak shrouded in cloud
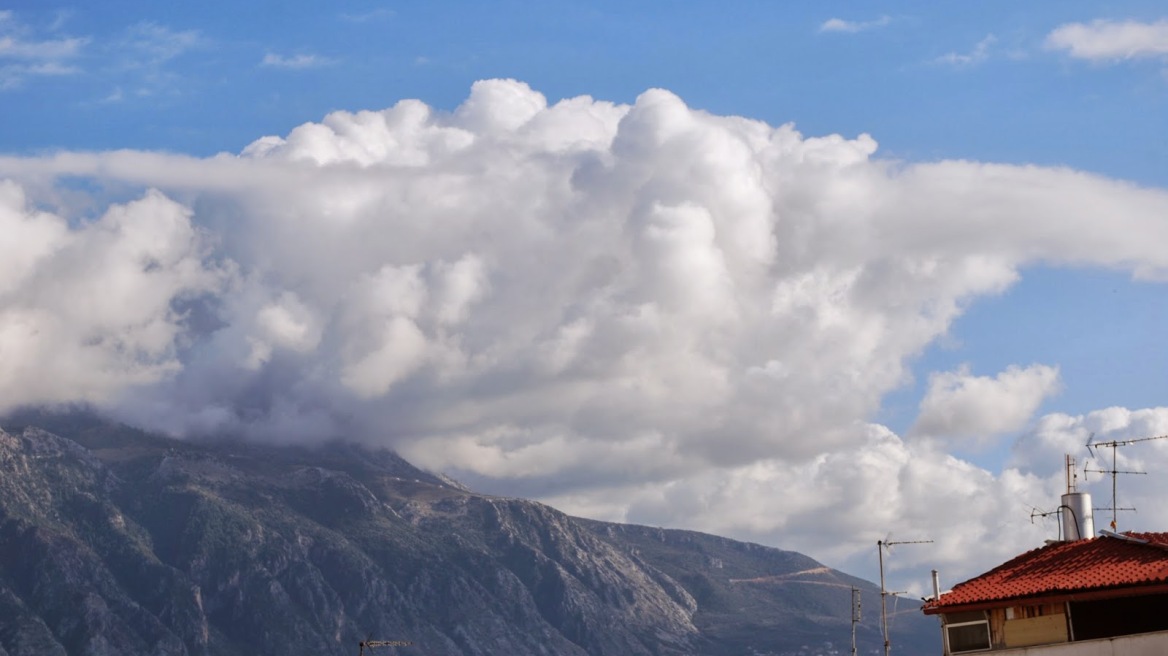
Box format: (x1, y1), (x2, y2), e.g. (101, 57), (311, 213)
(3, 79), (1168, 587)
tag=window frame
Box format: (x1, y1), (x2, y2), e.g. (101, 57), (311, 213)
(945, 618), (992, 654)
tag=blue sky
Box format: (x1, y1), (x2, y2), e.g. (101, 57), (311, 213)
(6, 1), (1167, 177)
(3, 1), (1168, 588)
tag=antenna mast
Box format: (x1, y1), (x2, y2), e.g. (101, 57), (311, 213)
(878, 537), (932, 656)
(1084, 434), (1168, 531)
(851, 586), (861, 656)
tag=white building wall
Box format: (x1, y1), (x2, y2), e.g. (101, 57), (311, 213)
(996, 630), (1168, 656)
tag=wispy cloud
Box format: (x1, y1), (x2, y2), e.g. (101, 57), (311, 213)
(0, 10), (87, 89)
(121, 21), (202, 65)
(98, 86), (124, 104)
(261, 52), (336, 70)
(0, 34), (86, 60)
(934, 34), (997, 67)
(0, 61), (78, 90)
(0, 14), (205, 97)
(340, 8), (395, 23)
(48, 9), (74, 32)
(819, 16), (892, 34)
(1045, 19), (1168, 61)
(97, 21), (208, 102)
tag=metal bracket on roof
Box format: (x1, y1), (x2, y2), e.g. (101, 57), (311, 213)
(1099, 530), (1149, 544)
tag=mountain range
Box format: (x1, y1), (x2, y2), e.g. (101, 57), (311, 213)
(0, 411), (939, 655)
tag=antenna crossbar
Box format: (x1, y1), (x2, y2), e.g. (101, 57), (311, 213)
(1084, 434), (1168, 531)
(1087, 434), (1168, 450)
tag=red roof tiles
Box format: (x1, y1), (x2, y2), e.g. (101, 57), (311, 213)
(924, 532), (1168, 613)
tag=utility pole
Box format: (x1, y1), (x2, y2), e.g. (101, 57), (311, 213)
(878, 538), (932, 656)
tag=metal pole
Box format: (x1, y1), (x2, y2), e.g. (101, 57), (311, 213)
(1111, 443), (1119, 530)
(879, 541), (889, 656)
(851, 586), (861, 656)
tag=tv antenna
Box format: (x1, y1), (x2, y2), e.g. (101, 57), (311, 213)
(357, 639), (413, 655)
(851, 586), (861, 656)
(1085, 433), (1168, 531)
(1028, 455), (1087, 540)
(878, 537), (932, 656)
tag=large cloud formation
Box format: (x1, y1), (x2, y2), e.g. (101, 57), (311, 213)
(3, 79), (1168, 587)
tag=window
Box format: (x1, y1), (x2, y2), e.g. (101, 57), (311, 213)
(1070, 592), (1168, 640)
(945, 612), (991, 654)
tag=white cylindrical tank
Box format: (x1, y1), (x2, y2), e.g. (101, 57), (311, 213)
(1061, 492), (1094, 540)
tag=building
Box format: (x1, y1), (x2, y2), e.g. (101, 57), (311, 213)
(922, 531), (1168, 655)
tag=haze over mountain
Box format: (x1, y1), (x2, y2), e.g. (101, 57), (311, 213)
(0, 411), (938, 656)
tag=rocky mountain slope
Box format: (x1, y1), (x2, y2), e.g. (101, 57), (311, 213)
(0, 413), (938, 655)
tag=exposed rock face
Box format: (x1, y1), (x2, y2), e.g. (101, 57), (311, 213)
(0, 416), (938, 655)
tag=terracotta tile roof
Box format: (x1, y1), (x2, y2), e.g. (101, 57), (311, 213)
(924, 532), (1168, 613)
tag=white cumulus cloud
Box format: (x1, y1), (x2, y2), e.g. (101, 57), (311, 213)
(0, 181), (224, 409)
(539, 422), (1056, 591)
(912, 364), (1062, 440)
(546, 405), (1168, 591)
(1046, 18), (1168, 61)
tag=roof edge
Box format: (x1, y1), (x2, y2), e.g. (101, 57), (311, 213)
(923, 581), (1168, 615)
